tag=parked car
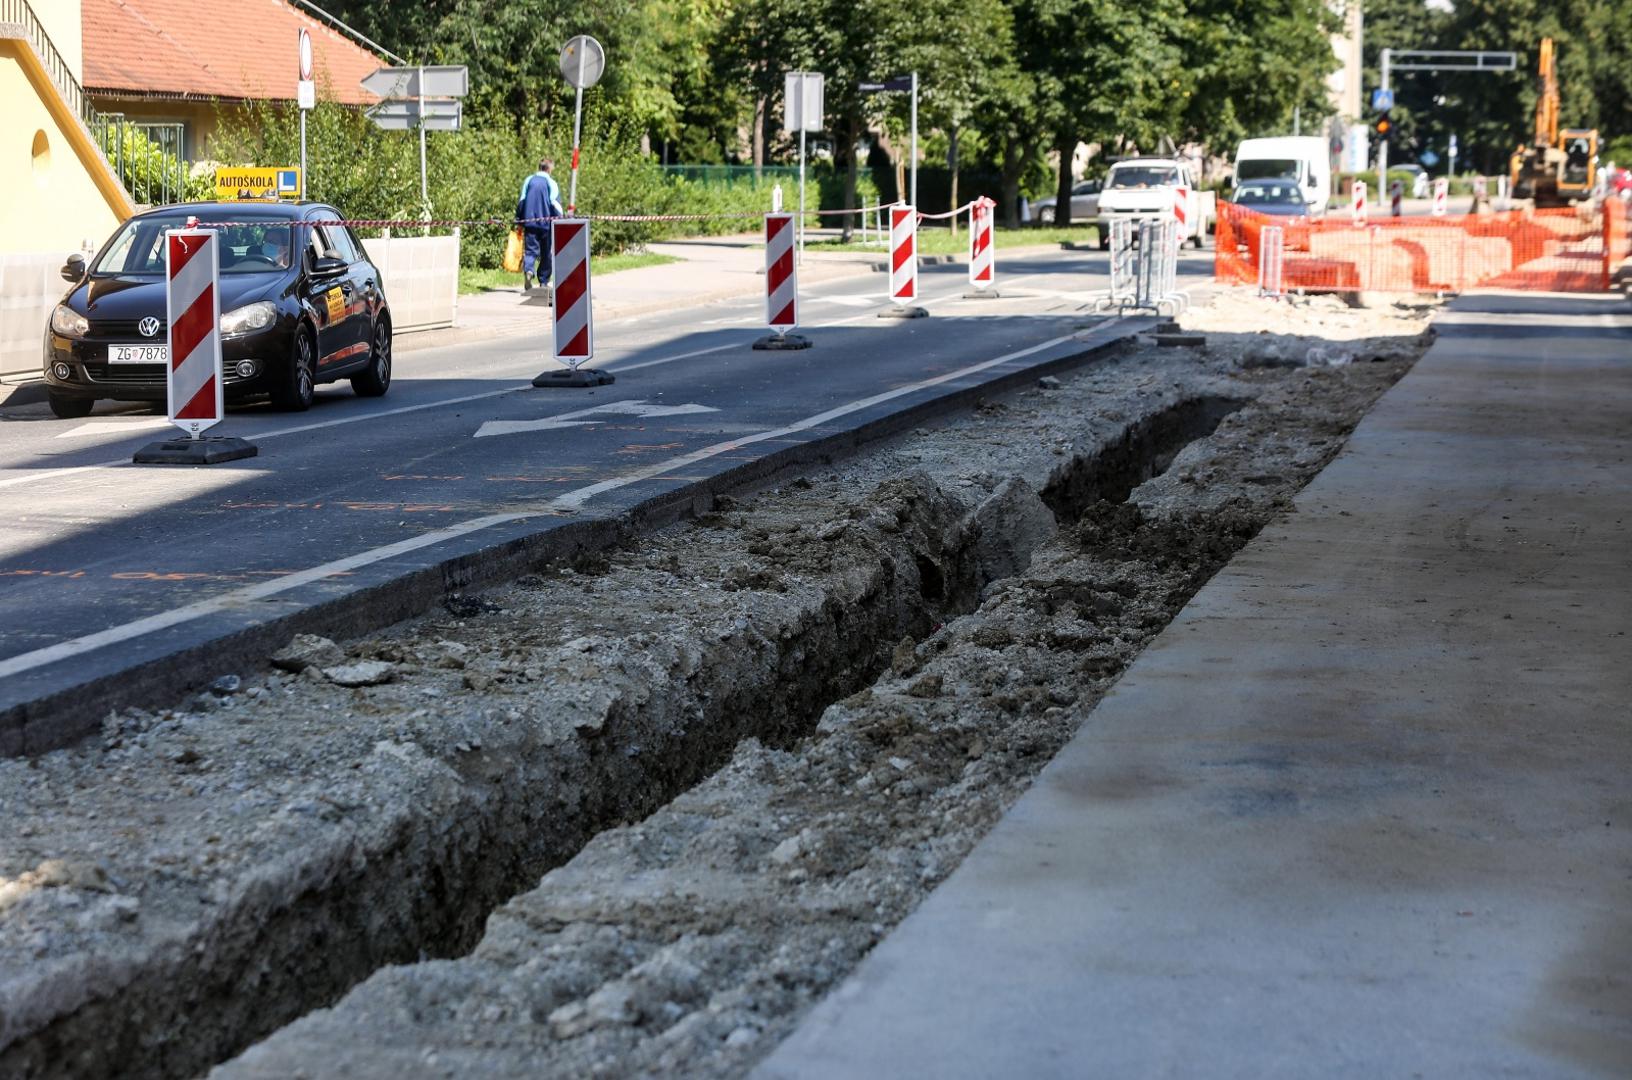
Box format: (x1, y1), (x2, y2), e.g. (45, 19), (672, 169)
(44, 201), (392, 418)
(1230, 177), (1310, 217)
(1033, 179), (1102, 226)
(1094, 158), (1216, 249)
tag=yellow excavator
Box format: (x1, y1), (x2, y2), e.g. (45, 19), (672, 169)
(1510, 38), (1598, 207)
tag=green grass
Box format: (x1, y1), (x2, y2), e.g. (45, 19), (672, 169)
(459, 251), (680, 294)
(804, 224), (1103, 255)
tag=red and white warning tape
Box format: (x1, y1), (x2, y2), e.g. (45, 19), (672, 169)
(183, 200), (982, 232)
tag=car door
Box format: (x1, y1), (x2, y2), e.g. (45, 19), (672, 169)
(316, 217), (372, 366)
(301, 214), (362, 368)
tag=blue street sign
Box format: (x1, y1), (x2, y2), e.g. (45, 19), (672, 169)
(1420, 150), (1440, 167)
(1371, 88), (1394, 111)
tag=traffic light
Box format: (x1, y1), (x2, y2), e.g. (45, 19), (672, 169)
(1375, 108), (1393, 141)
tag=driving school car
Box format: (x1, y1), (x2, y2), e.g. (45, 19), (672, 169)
(43, 201), (392, 418)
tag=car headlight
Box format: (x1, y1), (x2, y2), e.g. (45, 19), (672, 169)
(51, 305), (89, 338)
(220, 301), (277, 337)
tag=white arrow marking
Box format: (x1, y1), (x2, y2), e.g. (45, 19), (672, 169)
(474, 418), (602, 438)
(473, 399), (718, 439)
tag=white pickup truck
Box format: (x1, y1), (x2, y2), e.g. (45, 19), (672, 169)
(1093, 157), (1216, 249)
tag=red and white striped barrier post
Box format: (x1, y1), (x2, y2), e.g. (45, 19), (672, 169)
(1432, 177), (1448, 218)
(533, 218), (614, 387)
(1352, 180), (1368, 227)
(754, 211), (811, 350)
(963, 196), (998, 299)
(1390, 179), (1404, 217)
(132, 228), (256, 464)
(879, 203), (927, 318)
(1172, 183), (1192, 245)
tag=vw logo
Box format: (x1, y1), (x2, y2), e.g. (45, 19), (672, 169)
(138, 317), (161, 338)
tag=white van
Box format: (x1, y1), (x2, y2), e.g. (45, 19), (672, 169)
(1233, 137), (1331, 217)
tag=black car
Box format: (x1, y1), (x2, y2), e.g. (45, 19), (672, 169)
(1230, 178), (1309, 218)
(44, 201), (391, 418)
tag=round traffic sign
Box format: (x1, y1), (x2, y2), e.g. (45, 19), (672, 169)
(298, 29), (313, 80)
(560, 35), (606, 89)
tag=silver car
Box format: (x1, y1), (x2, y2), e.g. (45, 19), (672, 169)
(1032, 179), (1101, 225)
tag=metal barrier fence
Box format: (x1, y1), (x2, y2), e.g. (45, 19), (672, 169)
(1216, 201), (1621, 293)
(1258, 226), (1285, 298)
(663, 165), (801, 186)
(1096, 219), (1186, 315)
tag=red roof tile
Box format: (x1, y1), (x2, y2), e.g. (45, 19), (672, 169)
(83, 0), (383, 105)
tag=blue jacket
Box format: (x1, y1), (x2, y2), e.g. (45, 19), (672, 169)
(517, 171), (563, 226)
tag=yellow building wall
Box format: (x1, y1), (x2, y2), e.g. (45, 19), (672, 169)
(0, 40), (130, 254)
(30, 0), (82, 83)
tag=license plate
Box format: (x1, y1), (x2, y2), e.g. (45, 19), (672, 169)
(109, 344), (169, 365)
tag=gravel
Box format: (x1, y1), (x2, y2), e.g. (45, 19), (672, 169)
(0, 291), (1435, 1080)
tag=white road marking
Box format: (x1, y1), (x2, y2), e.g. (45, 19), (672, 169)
(475, 400), (718, 438)
(54, 418), (174, 439)
(0, 319), (1125, 681)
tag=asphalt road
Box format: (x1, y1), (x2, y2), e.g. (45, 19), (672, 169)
(0, 247), (1212, 744)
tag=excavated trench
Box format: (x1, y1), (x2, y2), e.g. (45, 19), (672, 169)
(1, 396), (1241, 1080)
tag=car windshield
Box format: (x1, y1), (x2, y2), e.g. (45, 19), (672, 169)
(92, 214), (301, 276)
(1236, 182), (1303, 204)
(1107, 166), (1178, 189)
(1236, 159), (1305, 184)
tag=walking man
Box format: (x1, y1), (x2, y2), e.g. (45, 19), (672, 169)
(517, 159), (565, 291)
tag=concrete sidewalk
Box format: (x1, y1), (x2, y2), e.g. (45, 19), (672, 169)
(756, 291), (1632, 1079)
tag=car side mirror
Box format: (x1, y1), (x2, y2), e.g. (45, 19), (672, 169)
(61, 253), (86, 283)
(311, 255), (347, 278)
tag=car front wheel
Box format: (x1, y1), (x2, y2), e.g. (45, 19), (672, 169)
(271, 326), (316, 412)
(351, 318), (392, 398)
(48, 393), (93, 419)
(1038, 206), (1056, 226)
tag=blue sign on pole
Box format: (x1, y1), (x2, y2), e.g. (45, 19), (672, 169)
(1421, 150), (1440, 167)
(1371, 88), (1394, 112)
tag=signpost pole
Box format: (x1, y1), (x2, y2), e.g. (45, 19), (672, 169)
(570, 55), (585, 212)
(1377, 49), (1390, 203)
(910, 71), (918, 208)
(297, 29), (314, 201)
(418, 65), (429, 217)
(555, 37), (604, 216)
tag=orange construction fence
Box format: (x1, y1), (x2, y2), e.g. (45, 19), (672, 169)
(1217, 199), (1630, 294)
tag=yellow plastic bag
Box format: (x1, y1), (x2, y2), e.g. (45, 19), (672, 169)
(502, 227), (524, 274)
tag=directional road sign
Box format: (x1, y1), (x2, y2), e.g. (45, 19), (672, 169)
(1370, 88), (1394, 112)
(859, 76), (913, 93)
(366, 100), (463, 132)
(361, 65), (469, 100)
(785, 72), (824, 132)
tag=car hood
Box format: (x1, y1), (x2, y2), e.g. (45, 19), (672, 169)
(1238, 203), (1307, 217)
(70, 273), (285, 320)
